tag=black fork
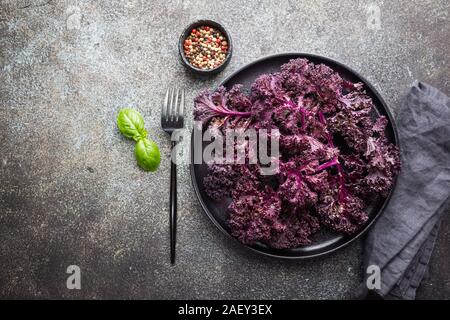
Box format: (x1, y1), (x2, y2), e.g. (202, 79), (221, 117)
(161, 88), (185, 264)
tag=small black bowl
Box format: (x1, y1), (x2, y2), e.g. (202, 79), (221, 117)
(179, 19), (232, 75)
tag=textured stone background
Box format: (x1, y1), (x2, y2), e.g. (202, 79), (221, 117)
(0, 0), (449, 299)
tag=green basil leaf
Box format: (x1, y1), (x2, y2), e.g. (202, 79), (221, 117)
(135, 138), (161, 172)
(117, 108), (147, 141)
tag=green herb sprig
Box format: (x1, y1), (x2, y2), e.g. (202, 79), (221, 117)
(117, 108), (161, 172)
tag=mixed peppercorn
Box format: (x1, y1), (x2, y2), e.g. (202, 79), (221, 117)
(183, 25), (229, 70)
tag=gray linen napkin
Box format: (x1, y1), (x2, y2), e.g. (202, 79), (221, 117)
(361, 81), (450, 300)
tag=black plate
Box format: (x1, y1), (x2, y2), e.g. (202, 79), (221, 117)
(190, 53), (399, 259)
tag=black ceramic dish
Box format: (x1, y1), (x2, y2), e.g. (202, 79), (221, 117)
(179, 20), (232, 75)
(190, 53), (399, 259)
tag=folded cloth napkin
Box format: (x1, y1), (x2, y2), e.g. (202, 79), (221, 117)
(360, 81), (450, 300)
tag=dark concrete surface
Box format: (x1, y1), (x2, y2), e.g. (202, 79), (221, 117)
(0, 0), (449, 299)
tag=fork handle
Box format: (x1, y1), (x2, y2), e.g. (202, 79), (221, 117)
(170, 140), (177, 265)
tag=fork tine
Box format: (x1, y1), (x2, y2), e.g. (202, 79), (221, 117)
(179, 89), (185, 120)
(174, 88), (179, 121)
(162, 88), (170, 121)
(169, 87), (176, 121)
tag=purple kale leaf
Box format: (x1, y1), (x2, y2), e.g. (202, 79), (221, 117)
(195, 58), (401, 249)
(228, 187), (283, 245)
(279, 171), (318, 209)
(194, 86), (251, 125)
(318, 186), (368, 234)
(203, 164), (239, 201)
(268, 210), (320, 249)
(363, 137), (401, 197)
